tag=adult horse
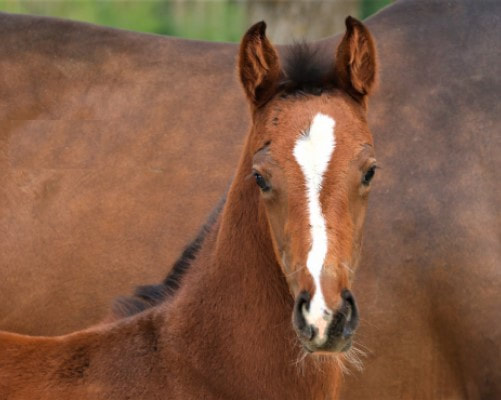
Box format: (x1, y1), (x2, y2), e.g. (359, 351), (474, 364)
(0, 18), (378, 399)
(0, 0), (500, 399)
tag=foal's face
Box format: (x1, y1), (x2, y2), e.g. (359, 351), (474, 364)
(252, 95), (376, 352)
(239, 18), (377, 353)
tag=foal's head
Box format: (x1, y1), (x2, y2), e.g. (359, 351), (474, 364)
(238, 18), (377, 353)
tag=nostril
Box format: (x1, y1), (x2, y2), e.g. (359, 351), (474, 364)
(341, 289), (354, 304)
(294, 291), (314, 340)
(297, 291), (311, 310)
(341, 290), (356, 317)
(340, 289), (359, 338)
(304, 324), (315, 340)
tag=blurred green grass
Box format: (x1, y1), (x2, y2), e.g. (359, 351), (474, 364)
(0, 0), (391, 42)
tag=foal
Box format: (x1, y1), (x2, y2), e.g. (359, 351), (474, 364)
(0, 17), (377, 399)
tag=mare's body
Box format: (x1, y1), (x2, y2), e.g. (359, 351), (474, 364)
(1, 1), (500, 399)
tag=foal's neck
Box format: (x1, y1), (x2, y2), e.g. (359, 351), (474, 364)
(168, 149), (341, 399)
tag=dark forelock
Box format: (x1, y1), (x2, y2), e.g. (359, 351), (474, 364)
(280, 42), (334, 96)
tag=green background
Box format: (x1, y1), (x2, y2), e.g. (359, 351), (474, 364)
(0, 0), (392, 42)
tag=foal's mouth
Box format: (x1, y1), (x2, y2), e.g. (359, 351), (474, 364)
(300, 334), (354, 354)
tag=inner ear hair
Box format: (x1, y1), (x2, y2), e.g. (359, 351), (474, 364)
(238, 21), (282, 107)
(335, 16), (378, 105)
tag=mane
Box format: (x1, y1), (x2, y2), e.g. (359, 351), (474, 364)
(280, 42), (335, 96)
(111, 197), (225, 319)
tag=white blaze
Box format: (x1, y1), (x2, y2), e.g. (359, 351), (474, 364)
(293, 113), (336, 342)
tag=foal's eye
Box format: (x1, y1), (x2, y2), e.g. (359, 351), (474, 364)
(362, 166), (376, 186)
(254, 172), (270, 191)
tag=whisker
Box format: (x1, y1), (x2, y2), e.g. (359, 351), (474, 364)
(337, 343), (367, 375)
(340, 261), (354, 275)
(284, 266), (307, 278)
(349, 340), (372, 354)
(290, 344), (309, 376)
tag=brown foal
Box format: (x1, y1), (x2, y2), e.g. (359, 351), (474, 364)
(0, 17), (377, 399)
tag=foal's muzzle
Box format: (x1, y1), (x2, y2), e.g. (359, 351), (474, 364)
(293, 289), (359, 353)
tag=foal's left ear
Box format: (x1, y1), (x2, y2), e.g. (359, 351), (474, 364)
(335, 17), (377, 105)
(239, 21), (282, 107)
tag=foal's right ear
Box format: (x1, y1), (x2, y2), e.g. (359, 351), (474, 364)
(238, 21), (282, 107)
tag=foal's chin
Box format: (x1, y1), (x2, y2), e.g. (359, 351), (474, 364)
(298, 334), (353, 355)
